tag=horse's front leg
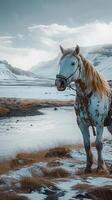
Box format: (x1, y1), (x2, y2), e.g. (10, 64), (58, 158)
(77, 118), (93, 173)
(96, 125), (108, 173)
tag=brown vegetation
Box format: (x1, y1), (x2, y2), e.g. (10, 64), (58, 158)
(0, 195), (27, 200)
(10, 150), (46, 169)
(45, 146), (71, 158)
(20, 176), (56, 193)
(42, 167), (70, 178)
(0, 145), (74, 175)
(73, 183), (94, 191)
(88, 187), (112, 200)
(73, 183), (112, 200)
(0, 107), (10, 116)
(0, 143), (112, 199)
(0, 97), (74, 117)
(0, 190), (27, 200)
(0, 161), (11, 175)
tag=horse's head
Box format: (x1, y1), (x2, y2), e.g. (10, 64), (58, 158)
(55, 45), (81, 91)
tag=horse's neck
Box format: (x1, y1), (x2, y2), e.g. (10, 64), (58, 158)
(75, 79), (91, 96)
(75, 61), (91, 96)
(74, 54), (111, 97)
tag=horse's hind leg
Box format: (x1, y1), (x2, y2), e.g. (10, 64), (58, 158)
(96, 125), (108, 173)
(77, 119), (93, 173)
(107, 124), (112, 134)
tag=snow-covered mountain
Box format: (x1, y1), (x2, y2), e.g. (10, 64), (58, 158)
(31, 44), (112, 80)
(0, 60), (55, 86)
(0, 44), (111, 86)
(0, 60), (36, 81)
(31, 56), (59, 80)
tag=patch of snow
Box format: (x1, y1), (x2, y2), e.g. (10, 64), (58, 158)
(0, 63), (17, 80)
(57, 179), (80, 200)
(87, 177), (112, 187)
(0, 85), (74, 100)
(21, 192), (46, 200)
(0, 60), (36, 82)
(0, 107), (81, 159)
(0, 107), (110, 160)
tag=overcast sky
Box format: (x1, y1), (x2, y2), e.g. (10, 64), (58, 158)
(0, 0), (112, 69)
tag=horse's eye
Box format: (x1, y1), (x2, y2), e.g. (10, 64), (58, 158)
(71, 62), (75, 66)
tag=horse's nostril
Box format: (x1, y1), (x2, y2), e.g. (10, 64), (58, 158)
(60, 80), (65, 87)
(55, 78), (66, 91)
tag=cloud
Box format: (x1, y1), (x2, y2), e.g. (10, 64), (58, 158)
(28, 22), (112, 47)
(0, 21), (112, 70)
(0, 34), (56, 69)
(0, 36), (14, 46)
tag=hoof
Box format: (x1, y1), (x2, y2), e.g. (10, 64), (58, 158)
(96, 166), (109, 175)
(84, 167), (92, 174)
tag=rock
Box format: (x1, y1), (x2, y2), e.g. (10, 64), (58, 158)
(54, 107), (58, 111)
(75, 193), (91, 199)
(30, 167), (44, 177)
(18, 160), (25, 165)
(45, 190), (65, 200)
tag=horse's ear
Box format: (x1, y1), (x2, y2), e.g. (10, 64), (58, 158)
(75, 45), (80, 55)
(60, 45), (65, 54)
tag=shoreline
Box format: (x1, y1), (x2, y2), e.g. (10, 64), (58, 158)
(0, 98), (74, 118)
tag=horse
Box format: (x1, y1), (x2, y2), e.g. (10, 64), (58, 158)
(55, 45), (112, 173)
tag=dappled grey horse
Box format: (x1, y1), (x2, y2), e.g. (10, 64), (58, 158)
(55, 45), (112, 173)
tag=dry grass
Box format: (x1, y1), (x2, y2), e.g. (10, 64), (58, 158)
(0, 145), (74, 175)
(0, 107), (10, 116)
(10, 150), (46, 169)
(0, 151), (45, 174)
(0, 142), (87, 174)
(45, 146), (71, 158)
(72, 183), (94, 191)
(0, 189), (27, 200)
(20, 176), (55, 193)
(0, 161), (11, 175)
(88, 187), (112, 200)
(73, 184), (112, 200)
(42, 167), (70, 178)
(0, 98), (74, 109)
(0, 97), (74, 117)
(47, 159), (61, 167)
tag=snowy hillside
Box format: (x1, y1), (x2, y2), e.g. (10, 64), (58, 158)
(0, 60), (36, 81)
(31, 56), (59, 80)
(31, 44), (112, 80)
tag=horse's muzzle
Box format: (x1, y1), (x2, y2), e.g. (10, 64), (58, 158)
(55, 75), (67, 91)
